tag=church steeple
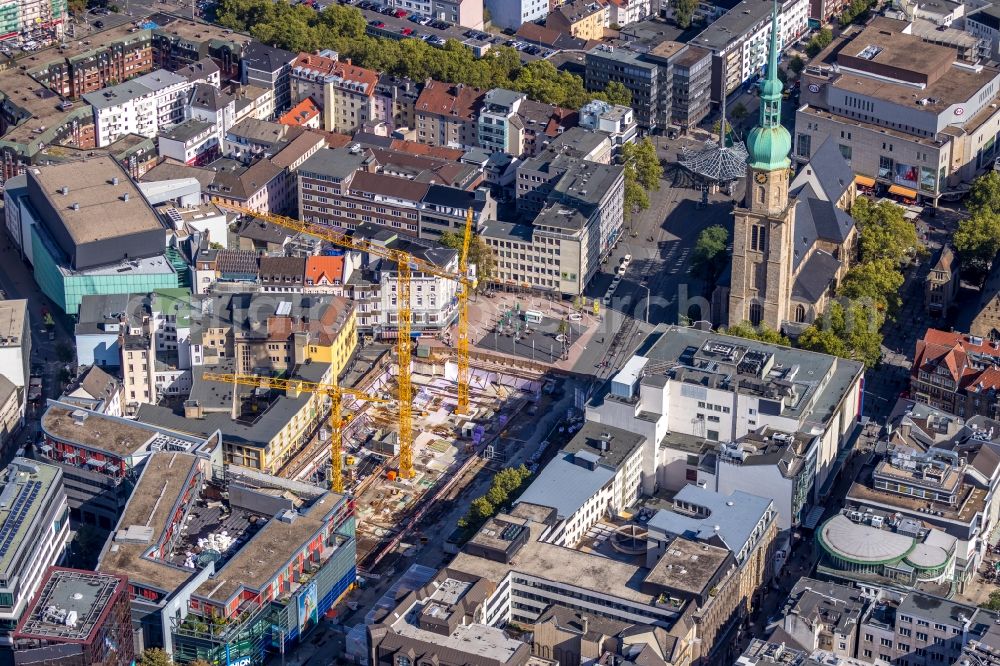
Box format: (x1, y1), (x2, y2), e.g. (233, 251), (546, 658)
(746, 0), (791, 171)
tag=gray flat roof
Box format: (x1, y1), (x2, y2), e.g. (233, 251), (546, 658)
(647, 486), (772, 558)
(29, 156), (164, 246)
(450, 521), (668, 608)
(561, 421), (646, 472)
(896, 590), (979, 627)
(516, 452), (614, 520)
(15, 568), (126, 642)
(639, 326), (863, 425)
(0, 300), (27, 348)
(693, 0), (781, 51)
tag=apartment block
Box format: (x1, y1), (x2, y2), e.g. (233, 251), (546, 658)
(484, 0), (548, 30)
(415, 80), (485, 149)
(289, 50), (379, 134)
(911, 329), (1000, 419)
(297, 145), (492, 240)
(240, 41), (296, 115)
(83, 69), (193, 147)
(546, 0), (609, 41)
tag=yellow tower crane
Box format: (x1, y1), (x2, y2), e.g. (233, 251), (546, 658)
(224, 205), (478, 479)
(203, 372), (390, 493)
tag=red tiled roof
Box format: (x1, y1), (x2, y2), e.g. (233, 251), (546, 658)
(415, 80), (484, 122)
(292, 52), (378, 97)
(913, 329), (1000, 392)
(305, 255), (345, 286)
(279, 97), (321, 127)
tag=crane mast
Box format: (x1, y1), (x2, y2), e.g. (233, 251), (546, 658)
(202, 372), (389, 493)
(223, 205), (477, 483)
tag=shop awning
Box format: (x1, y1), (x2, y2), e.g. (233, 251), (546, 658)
(888, 184), (918, 198)
(854, 175), (876, 187)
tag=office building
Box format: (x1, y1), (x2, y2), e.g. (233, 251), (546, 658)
(578, 99), (638, 154)
(842, 445), (996, 592)
(240, 42), (296, 115)
(97, 453), (356, 665)
(586, 46), (660, 130)
(797, 18), (1000, 203)
(698, 426), (818, 530)
(855, 590), (998, 664)
(12, 567), (135, 666)
(38, 399), (221, 528)
(0, 459), (70, 642)
(444, 481), (776, 664)
(691, 0), (808, 101)
(515, 422), (645, 547)
(484, 145), (623, 295)
(296, 145), (491, 240)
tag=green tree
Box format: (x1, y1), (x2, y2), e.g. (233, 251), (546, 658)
(692, 225), (730, 283)
(621, 138), (662, 190)
(439, 231), (496, 290)
(600, 81), (632, 107)
(730, 102), (749, 122)
(557, 318), (570, 336)
(789, 55), (805, 76)
(68, 0), (86, 14)
(624, 173), (650, 219)
(968, 170), (1000, 217)
(469, 497), (494, 521)
(799, 299), (883, 368)
(722, 321), (791, 346)
(955, 212), (1000, 282)
(139, 649), (173, 666)
(851, 196), (921, 265)
(838, 258), (905, 313)
(805, 28), (833, 57)
(982, 590), (1000, 611)
(671, 0), (697, 28)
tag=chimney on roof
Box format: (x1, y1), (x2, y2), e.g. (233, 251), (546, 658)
(59, 186), (68, 195)
(112, 176), (119, 185)
(71, 202), (79, 210)
(122, 193), (129, 202)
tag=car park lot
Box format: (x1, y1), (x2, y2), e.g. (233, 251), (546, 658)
(334, 0), (546, 60)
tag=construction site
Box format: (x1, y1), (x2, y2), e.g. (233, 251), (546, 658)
(223, 206), (567, 571)
(269, 346), (551, 567)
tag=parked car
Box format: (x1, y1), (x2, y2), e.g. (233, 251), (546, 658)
(393, 8), (407, 17)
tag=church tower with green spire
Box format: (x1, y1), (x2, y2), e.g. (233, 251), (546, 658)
(727, 0), (796, 330)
